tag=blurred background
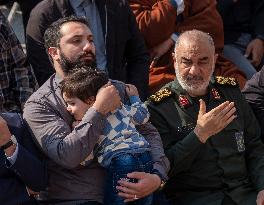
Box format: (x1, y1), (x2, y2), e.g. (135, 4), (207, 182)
(0, 0), (26, 47)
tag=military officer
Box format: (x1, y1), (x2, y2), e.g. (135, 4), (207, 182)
(147, 30), (264, 205)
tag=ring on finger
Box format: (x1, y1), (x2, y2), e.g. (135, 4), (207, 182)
(153, 56), (160, 61)
(134, 194), (139, 200)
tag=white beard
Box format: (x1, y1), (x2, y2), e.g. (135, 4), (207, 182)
(175, 64), (214, 96)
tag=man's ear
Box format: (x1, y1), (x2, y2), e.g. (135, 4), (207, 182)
(214, 53), (218, 63)
(172, 52), (176, 61)
(48, 47), (60, 61)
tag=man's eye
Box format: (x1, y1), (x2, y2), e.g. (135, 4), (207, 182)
(198, 61), (208, 65)
(73, 39), (81, 43)
(183, 61), (192, 66)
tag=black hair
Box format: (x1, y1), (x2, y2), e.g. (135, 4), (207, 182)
(61, 65), (109, 102)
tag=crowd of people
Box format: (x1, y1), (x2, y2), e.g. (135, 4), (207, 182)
(0, 0), (264, 205)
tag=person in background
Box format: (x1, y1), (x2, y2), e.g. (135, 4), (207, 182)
(129, 0), (247, 94)
(0, 11), (38, 112)
(242, 66), (264, 142)
(26, 0), (149, 100)
(217, 0), (264, 79)
(0, 113), (47, 205)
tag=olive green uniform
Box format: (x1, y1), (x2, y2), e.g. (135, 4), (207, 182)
(147, 77), (264, 205)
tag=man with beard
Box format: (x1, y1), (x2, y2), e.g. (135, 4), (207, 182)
(147, 30), (264, 205)
(26, 0), (149, 100)
(23, 16), (169, 205)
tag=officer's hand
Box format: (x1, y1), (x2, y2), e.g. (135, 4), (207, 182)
(92, 82), (121, 115)
(194, 100), (236, 143)
(256, 190), (264, 205)
(245, 38), (264, 67)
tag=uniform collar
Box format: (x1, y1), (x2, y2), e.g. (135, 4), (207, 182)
(173, 76), (222, 108)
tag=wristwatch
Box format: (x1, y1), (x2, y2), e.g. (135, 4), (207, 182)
(152, 169), (167, 191)
(0, 135), (17, 150)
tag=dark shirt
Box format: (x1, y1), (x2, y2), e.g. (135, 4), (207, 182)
(217, 0), (264, 43)
(243, 67), (264, 142)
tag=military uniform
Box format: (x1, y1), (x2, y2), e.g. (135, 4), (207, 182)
(147, 77), (264, 205)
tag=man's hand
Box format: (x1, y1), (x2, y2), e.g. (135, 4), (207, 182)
(0, 116), (12, 146)
(150, 38), (174, 68)
(26, 187), (39, 196)
(194, 99), (236, 143)
(245, 38), (264, 67)
(92, 82), (121, 115)
(126, 84), (139, 97)
(116, 172), (161, 202)
(0, 116), (16, 156)
(256, 190), (264, 205)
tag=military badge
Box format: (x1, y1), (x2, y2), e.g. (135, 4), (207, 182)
(149, 88), (173, 103)
(211, 88), (221, 100)
(215, 76), (237, 86)
(178, 95), (190, 108)
(234, 131), (245, 152)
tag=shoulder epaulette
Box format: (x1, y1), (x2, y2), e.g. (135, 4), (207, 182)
(215, 76), (237, 86)
(149, 87), (173, 103)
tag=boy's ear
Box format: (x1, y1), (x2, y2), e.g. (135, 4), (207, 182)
(48, 47), (60, 61)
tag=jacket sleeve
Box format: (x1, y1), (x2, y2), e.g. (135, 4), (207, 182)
(137, 122), (170, 181)
(236, 88), (264, 192)
(129, 96), (150, 125)
(6, 143), (47, 192)
(0, 176), (29, 204)
(129, 0), (178, 48)
(125, 2), (150, 101)
(148, 103), (203, 177)
(242, 69), (264, 141)
(23, 100), (106, 169)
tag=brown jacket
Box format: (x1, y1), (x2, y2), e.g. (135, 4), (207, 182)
(129, 0), (246, 93)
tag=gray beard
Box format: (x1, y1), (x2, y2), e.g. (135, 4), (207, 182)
(175, 65), (213, 96)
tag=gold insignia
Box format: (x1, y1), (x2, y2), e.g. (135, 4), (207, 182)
(215, 76), (237, 86)
(149, 88), (173, 103)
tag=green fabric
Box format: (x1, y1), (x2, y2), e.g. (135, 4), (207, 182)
(148, 78), (264, 205)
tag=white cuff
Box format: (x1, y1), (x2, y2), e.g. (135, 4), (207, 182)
(6, 144), (19, 165)
(175, 0), (185, 15)
(171, 33), (179, 42)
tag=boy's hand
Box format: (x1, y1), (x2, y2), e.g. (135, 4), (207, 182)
(126, 84), (139, 97)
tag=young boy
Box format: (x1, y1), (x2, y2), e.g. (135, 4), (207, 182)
(61, 66), (153, 205)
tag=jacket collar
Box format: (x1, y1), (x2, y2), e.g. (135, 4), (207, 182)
(70, 0), (95, 8)
(172, 76), (222, 108)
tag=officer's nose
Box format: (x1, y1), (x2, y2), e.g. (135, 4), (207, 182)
(189, 64), (200, 75)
